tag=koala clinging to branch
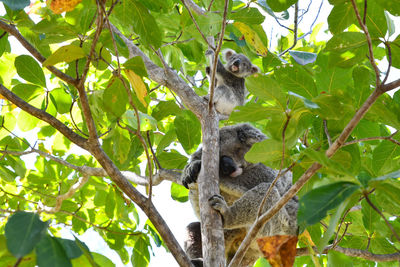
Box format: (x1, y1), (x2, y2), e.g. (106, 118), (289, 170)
(181, 124), (298, 266)
(204, 49), (259, 117)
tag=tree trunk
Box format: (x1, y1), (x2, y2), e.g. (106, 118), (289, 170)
(198, 109), (226, 267)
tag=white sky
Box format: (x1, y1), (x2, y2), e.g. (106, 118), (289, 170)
(1, 1), (400, 267)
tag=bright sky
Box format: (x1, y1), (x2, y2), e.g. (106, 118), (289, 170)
(1, 1), (400, 267)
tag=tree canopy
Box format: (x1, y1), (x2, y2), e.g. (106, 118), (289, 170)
(0, 0), (400, 266)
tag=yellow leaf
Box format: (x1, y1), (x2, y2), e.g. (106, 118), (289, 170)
(234, 22), (268, 56)
(42, 45), (85, 67)
(298, 229), (315, 246)
(48, 0), (82, 14)
(124, 69), (148, 107)
(257, 235), (298, 267)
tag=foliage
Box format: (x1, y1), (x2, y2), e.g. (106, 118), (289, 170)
(0, 0), (399, 266)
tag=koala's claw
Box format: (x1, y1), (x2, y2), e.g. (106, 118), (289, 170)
(208, 195), (228, 214)
(182, 160), (201, 189)
(205, 49), (214, 56)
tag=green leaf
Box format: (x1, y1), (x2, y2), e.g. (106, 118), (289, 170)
(230, 104), (283, 122)
(302, 148), (351, 176)
(274, 65), (317, 99)
(327, 250), (353, 267)
(51, 88), (72, 114)
(361, 197), (379, 235)
(289, 51), (317, 65)
(103, 77), (128, 117)
(196, 13), (222, 37)
(318, 198), (350, 252)
(385, 12), (396, 37)
(328, 2), (355, 35)
(372, 141), (400, 175)
(5, 211), (48, 258)
(246, 75), (286, 110)
(12, 83), (43, 102)
(325, 32), (367, 52)
(245, 139), (283, 164)
(170, 183), (189, 202)
(298, 182), (359, 228)
(36, 235), (72, 267)
(0, 0), (30, 10)
(131, 235), (150, 267)
(123, 56), (148, 77)
(375, 182), (400, 214)
(14, 55), (46, 87)
(174, 111), (201, 154)
(112, 0), (163, 49)
(375, 0), (400, 16)
(365, 0), (387, 38)
(266, 0), (297, 12)
(157, 150), (188, 169)
(57, 238), (83, 259)
(105, 188), (116, 219)
(123, 110), (157, 131)
(230, 7), (265, 25)
(42, 45), (85, 67)
(151, 100), (182, 121)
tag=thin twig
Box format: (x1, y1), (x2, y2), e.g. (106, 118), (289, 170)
(351, 0), (380, 88)
(343, 131), (400, 147)
(323, 120), (332, 146)
(279, 3), (299, 56)
(208, 0), (229, 112)
(180, 0), (214, 49)
(382, 41), (392, 85)
(147, 131), (162, 170)
(364, 192), (400, 243)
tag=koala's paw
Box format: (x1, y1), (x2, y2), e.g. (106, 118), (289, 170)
(208, 195), (228, 214)
(182, 160), (201, 189)
(205, 49), (214, 56)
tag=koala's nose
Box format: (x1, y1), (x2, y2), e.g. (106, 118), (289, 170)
(233, 59), (241, 67)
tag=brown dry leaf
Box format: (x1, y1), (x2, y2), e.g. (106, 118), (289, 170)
(124, 69), (148, 107)
(48, 0), (82, 14)
(257, 235), (298, 267)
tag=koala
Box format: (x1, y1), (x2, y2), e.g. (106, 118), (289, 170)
(204, 49), (259, 117)
(181, 124), (298, 266)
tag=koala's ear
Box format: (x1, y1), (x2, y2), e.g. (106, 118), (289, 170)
(223, 49), (235, 61)
(237, 124), (266, 145)
(251, 65), (259, 74)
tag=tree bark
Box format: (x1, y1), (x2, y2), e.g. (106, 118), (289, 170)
(198, 110), (225, 267)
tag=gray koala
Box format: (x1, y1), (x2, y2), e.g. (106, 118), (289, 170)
(181, 124), (298, 266)
(204, 49), (259, 117)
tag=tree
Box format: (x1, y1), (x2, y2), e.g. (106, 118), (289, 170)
(0, 0), (399, 266)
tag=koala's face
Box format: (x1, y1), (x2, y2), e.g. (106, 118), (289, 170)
(219, 124), (266, 170)
(223, 49), (259, 78)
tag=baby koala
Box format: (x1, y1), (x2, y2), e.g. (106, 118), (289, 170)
(205, 49), (259, 117)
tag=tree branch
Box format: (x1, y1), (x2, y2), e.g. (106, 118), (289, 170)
(109, 23), (205, 117)
(279, 3), (299, 57)
(0, 84), (89, 149)
(350, 0), (380, 88)
(0, 20), (78, 86)
(343, 131), (400, 147)
(297, 246), (400, 262)
(39, 174), (90, 214)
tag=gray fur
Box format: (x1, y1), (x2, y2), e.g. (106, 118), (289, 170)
(182, 124), (298, 266)
(205, 49), (259, 116)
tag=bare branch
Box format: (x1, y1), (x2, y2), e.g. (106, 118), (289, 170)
(343, 131), (400, 147)
(381, 78), (400, 92)
(350, 0), (380, 88)
(0, 21), (78, 86)
(364, 193), (400, 243)
(324, 120), (332, 146)
(182, 0), (206, 15)
(180, 0), (215, 49)
(382, 41), (392, 84)
(297, 246), (400, 262)
(0, 148), (181, 186)
(39, 175), (90, 213)
(279, 3), (299, 57)
(0, 84), (89, 149)
(109, 23), (205, 116)
(207, 0), (229, 112)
